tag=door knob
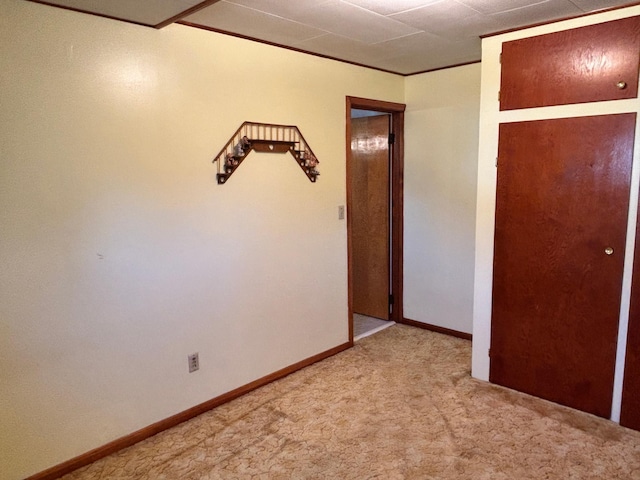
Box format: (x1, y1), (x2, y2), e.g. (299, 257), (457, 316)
(617, 81), (627, 90)
(605, 247), (614, 255)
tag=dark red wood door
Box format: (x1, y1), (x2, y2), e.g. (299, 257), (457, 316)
(500, 16), (640, 110)
(491, 114), (636, 418)
(622, 192), (640, 431)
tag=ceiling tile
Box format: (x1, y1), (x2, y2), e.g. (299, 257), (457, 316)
(373, 31), (458, 55)
(185, 2), (328, 44)
(568, 0), (634, 12)
(489, 0), (583, 30)
(391, 1), (502, 39)
(39, 0), (201, 25)
(455, 0), (548, 15)
(223, 0), (330, 18)
(288, 0), (421, 44)
(376, 40), (480, 73)
(293, 33), (389, 65)
(341, 0), (442, 16)
(373, 32), (481, 73)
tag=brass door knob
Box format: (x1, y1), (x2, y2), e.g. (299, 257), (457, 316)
(617, 81), (628, 90)
(605, 247), (614, 255)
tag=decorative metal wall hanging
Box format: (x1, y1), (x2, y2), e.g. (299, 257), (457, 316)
(212, 122), (320, 184)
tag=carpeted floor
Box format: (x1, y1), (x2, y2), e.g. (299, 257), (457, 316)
(62, 325), (640, 479)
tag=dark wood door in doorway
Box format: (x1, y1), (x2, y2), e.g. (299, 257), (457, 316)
(351, 115), (390, 320)
(490, 113), (636, 418)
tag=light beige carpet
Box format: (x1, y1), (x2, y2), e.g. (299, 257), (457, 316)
(62, 325), (640, 479)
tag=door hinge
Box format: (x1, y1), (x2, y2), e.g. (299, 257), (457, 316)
(498, 90), (501, 102)
(499, 52), (502, 64)
(388, 133), (395, 145)
(495, 157), (498, 167)
(389, 294), (394, 305)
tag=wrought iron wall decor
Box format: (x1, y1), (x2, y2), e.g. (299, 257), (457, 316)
(212, 122), (320, 184)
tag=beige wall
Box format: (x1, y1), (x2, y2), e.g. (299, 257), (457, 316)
(404, 64), (481, 334)
(472, 5), (640, 423)
(0, 1), (404, 478)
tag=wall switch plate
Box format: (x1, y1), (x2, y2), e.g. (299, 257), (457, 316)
(188, 353), (199, 373)
(338, 205), (345, 220)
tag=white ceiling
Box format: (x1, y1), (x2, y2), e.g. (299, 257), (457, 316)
(29, 0), (636, 74)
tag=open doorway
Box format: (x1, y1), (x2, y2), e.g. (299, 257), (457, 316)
(346, 97), (405, 343)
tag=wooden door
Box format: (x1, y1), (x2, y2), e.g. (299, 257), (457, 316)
(351, 115), (390, 320)
(500, 15), (640, 110)
(491, 114), (636, 418)
(622, 191), (640, 431)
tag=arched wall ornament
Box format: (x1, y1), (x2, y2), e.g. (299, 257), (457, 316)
(212, 122), (320, 184)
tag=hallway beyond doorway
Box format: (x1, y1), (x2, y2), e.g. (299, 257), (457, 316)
(354, 314), (394, 340)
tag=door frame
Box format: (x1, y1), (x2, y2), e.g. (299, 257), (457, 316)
(346, 96), (406, 343)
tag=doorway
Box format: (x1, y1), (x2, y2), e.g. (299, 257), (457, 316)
(351, 112), (390, 321)
(346, 96), (405, 343)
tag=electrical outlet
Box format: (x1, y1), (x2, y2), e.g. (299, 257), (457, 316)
(188, 353), (199, 373)
(338, 205), (345, 220)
